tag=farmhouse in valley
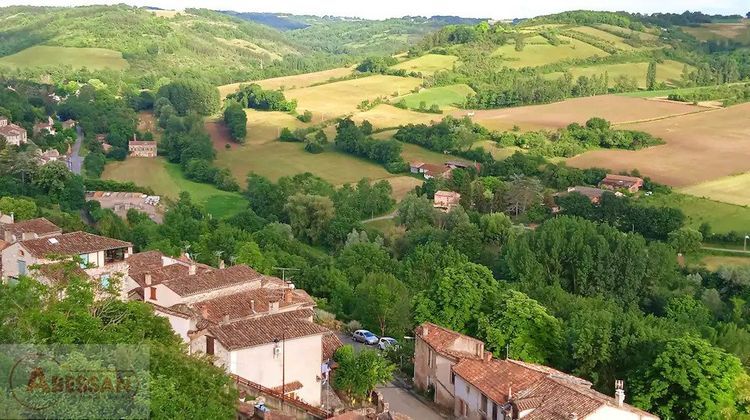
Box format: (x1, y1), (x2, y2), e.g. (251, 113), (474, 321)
(599, 174), (644, 193)
(410, 161), (481, 180)
(560, 186), (623, 205)
(129, 139), (157, 157)
(61, 119), (76, 130)
(0, 116), (28, 146)
(33, 116), (56, 136)
(414, 322), (658, 420)
(434, 190), (461, 212)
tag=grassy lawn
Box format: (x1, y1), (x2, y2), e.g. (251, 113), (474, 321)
(569, 26), (636, 51)
(364, 218), (397, 233)
(0, 46), (128, 70)
(400, 84), (475, 109)
(351, 104), (442, 130)
(680, 173), (750, 207)
(474, 140), (524, 160)
(617, 85), (712, 98)
(285, 75), (422, 117)
(390, 54), (459, 75)
(491, 35), (609, 68)
(698, 254), (750, 271)
(545, 60), (688, 88)
(102, 157), (246, 218)
(640, 192), (750, 234)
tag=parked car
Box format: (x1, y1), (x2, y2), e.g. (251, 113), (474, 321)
(352, 329), (378, 345)
(378, 337), (398, 351)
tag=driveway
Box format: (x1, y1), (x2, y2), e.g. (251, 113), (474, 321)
(68, 125), (83, 174)
(338, 333), (444, 420)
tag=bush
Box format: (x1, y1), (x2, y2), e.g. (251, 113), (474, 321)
(385, 160), (409, 174)
(297, 110), (313, 123)
(223, 101), (247, 143)
(304, 141), (324, 154)
(345, 320), (362, 334)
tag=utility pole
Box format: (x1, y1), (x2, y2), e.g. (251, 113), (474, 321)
(273, 267), (300, 283)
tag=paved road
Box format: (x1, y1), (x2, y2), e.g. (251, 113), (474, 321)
(337, 333), (444, 420)
(68, 125), (83, 174)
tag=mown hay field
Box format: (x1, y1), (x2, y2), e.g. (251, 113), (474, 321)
(455, 95), (704, 132)
(0, 46), (128, 70)
(390, 54), (459, 75)
(569, 26), (636, 51)
(286, 75), (422, 116)
(351, 104), (441, 130)
(545, 60), (688, 88)
(491, 35), (609, 68)
(640, 193), (750, 234)
(567, 103), (750, 187)
(680, 173), (750, 207)
(217, 66), (354, 98)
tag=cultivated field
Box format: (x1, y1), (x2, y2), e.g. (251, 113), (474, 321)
(137, 111), (160, 140)
(102, 157), (246, 218)
(456, 95), (705, 131)
(351, 104), (441, 129)
(217, 67), (354, 98)
(0, 46), (128, 70)
(680, 173), (750, 207)
(568, 103), (750, 187)
(594, 24), (659, 41)
(492, 35), (609, 68)
(545, 60), (688, 88)
(684, 21), (750, 44)
(390, 54), (459, 75)
(400, 84), (475, 109)
(383, 176), (423, 200)
(286, 75), (422, 116)
(699, 255), (750, 271)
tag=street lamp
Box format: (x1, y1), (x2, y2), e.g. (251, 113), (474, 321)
(745, 235), (749, 251)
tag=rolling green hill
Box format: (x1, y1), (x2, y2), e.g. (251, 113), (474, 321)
(0, 5), (344, 87)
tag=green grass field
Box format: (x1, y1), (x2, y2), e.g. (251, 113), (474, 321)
(594, 24), (659, 41)
(390, 54), (459, 75)
(680, 173), (750, 207)
(0, 46), (128, 70)
(545, 60), (687, 88)
(491, 35), (609, 68)
(640, 193), (750, 234)
(400, 84), (475, 109)
(102, 158), (246, 218)
(618, 85), (712, 98)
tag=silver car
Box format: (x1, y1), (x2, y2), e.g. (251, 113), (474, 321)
(352, 329), (378, 345)
(378, 337), (398, 351)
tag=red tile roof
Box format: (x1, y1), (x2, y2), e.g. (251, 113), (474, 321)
(191, 287), (314, 323)
(129, 140), (157, 146)
(20, 231), (131, 258)
(322, 332), (343, 362)
(270, 381), (304, 394)
(415, 322), (484, 360)
(208, 309), (326, 350)
(162, 264), (262, 297)
(453, 358), (656, 420)
(1, 218), (61, 238)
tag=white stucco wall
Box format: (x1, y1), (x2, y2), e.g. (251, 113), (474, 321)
(454, 375), (489, 420)
(154, 310), (192, 343)
(587, 405), (658, 420)
(145, 284), (183, 307)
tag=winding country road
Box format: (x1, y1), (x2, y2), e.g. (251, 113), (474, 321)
(68, 125), (83, 175)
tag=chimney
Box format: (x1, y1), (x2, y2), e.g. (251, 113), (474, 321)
(219, 259), (225, 270)
(614, 380), (625, 407)
(568, 413), (578, 420)
(250, 300), (255, 314)
(508, 385), (512, 400)
(222, 313), (229, 324)
(200, 306), (209, 320)
(144, 273), (152, 286)
(189, 264), (196, 275)
(270, 301), (279, 313)
(484, 351), (493, 362)
(283, 288), (293, 304)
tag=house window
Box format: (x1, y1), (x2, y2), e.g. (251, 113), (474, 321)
(18, 249), (23, 256)
(17, 260), (26, 276)
(460, 399), (468, 416)
(79, 254), (89, 269)
(465, 384), (470, 394)
(481, 394), (488, 414)
(492, 402), (498, 420)
(149, 287), (157, 300)
(100, 275), (110, 288)
(427, 348), (433, 367)
(450, 372), (455, 385)
(104, 248), (126, 264)
(206, 336), (214, 355)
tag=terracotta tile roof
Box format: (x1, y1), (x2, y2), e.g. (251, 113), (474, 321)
(191, 287), (314, 323)
(602, 174), (643, 184)
(150, 302), (195, 319)
(566, 186), (608, 200)
(20, 231), (132, 258)
(1, 218), (61, 238)
(0, 123), (26, 137)
(208, 309), (326, 350)
(322, 332), (343, 362)
(162, 265), (262, 297)
(415, 322), (484, 360)
(125, 250), (166, 273)
(270, 381), (304, 394)
(421, 163), (450, 176)
(126, 251), (213, 288)
(454, 358), (657, 420)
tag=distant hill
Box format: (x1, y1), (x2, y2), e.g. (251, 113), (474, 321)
(219, 11), (310, 31)
(0, 5), (344, 87)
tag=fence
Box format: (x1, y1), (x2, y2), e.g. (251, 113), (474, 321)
(231, 374), (333, 419)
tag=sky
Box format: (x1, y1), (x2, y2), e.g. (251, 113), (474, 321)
(5, 0), (749, 20)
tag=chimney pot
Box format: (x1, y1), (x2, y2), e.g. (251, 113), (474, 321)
(219, 259), (225, 270)
(250, 300), (255, 313)
(189, 264), (196, 275)
(222, 313), (229, 324)
(615, 380), (625, 407)
(144, 272), (152, 286)
(283, 288), (293, 303)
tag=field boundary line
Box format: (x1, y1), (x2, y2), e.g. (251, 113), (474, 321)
(613, 107), (718, 127)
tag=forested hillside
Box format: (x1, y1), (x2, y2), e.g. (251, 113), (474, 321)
(0, 6), (349, 88)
